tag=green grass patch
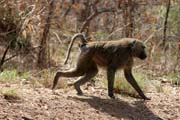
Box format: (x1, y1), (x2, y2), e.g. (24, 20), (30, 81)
(0, 69), (30, 83)
(150, 80), (163, 93)
(2, 88), (21, 101)
(95, 31), (108, 39)
(166, 73), (180, 86)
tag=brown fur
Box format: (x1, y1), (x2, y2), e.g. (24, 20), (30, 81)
(52, 33), (150, 100)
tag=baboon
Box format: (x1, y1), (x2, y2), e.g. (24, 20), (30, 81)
(52, 33), (150, 100)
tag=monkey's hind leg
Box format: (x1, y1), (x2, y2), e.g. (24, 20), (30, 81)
(51, 68), (84, 90)
(74, 67), (98, 95)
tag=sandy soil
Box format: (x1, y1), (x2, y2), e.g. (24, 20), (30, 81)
(0, 82), (179, 120)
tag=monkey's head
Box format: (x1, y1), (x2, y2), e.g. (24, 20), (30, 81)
(129, 40), (147, 60)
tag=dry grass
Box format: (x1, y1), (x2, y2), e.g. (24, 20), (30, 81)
(1, 88), (21, 101)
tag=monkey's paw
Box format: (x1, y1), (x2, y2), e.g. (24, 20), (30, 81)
(143, 97), (151, 101)
(108, 94), (116, 99)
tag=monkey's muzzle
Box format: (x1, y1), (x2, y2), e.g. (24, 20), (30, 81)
(139, 52), (147, 60)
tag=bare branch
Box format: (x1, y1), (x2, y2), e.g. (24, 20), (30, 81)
(53, 32), (63, 44)
(63, 0), (75, 18)
(4, 46), (41, 63)
(80, 7), (115, 32)
(0, 0), (5, 4)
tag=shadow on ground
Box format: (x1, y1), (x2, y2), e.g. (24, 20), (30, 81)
(70, 96), (162, 120)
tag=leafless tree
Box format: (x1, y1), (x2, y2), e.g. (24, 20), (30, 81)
(37, 0), (55, 69)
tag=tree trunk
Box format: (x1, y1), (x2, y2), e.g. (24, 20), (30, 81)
(76, 0), (91, 35)
(163, 0), (171, 48)
(37, 0), (54, 69)
(0, 43), (10, 71)
(122, 0), (134, 37)
(128, 0), (134, 38)
(122, 1), (128, 37)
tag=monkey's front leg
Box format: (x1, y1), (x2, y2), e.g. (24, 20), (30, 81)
(107, 68), (116, 99)
(124, 68), (150, 100)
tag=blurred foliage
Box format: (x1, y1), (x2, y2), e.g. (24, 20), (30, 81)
(168, 7), (180, 36)
(0, 69), (30, 83)
(157, 4), (180, 37)
(0, 2), (31, 49)
(166, 73), (180, 86)
(95, 31), (109, 40)
(0, 0), (179, 97)
(1, 88), (21, 101)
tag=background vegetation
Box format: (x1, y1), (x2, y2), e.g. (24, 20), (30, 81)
(0, 0), (179, 96)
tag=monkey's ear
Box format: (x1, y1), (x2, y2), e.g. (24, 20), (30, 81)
(129, 40), (136, 50)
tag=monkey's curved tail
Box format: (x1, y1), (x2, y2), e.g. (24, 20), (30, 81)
(64, 33), (87, 64)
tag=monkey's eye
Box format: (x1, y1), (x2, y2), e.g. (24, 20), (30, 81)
(142, 46), (145, 49)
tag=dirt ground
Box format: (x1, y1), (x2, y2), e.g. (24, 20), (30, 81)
(0, 82), (179, 120)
